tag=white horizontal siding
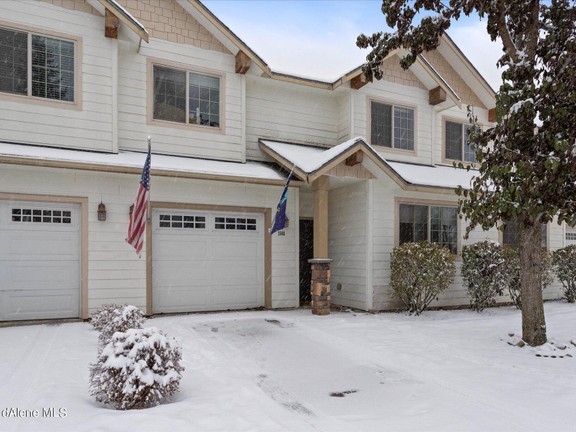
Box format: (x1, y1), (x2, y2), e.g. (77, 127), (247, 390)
(329, 181), (369, 310)
(245, 76), (341, 161)
(1, 163), (298, 314)
(117, 39), (245, 161)
(0, 1), (114, 152)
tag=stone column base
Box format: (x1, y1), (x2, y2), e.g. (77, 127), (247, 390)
(308, 259), (332, 316)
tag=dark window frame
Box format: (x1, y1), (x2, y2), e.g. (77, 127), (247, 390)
(371, 100), (415, 151)
(399, 203), (458, 254)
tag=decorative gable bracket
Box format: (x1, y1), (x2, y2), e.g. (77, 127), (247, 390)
(235, 51), (252, 74)
(429, 86), (447, 105)
(105, 9), (120, 39)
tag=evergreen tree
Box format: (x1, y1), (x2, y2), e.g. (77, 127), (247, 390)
(358, 0), (576, 346)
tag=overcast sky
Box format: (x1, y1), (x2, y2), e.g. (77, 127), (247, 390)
(202, 0), (504, 91)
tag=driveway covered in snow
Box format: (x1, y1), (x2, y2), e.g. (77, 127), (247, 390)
(1, 303), (575, 432)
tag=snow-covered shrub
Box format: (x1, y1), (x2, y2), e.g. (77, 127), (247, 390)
(89, 327), (184, 410)
(390, 242), (456, 315)
(551, 245), (576, 303)
(502, 247), (554, 309)
(95, 304), (146, 344)
(90, 303), (126, 331)
(461, 241), (507, 312)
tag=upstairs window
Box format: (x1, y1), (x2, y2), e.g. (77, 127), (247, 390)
(399, 203), (458, 254)
(0, 26), (75, 102)
(445, 121), (475, 163)
(153, 65), (220, 128)
(371, 101), (414, 150)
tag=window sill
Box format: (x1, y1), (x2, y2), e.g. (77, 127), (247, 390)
(0, 92), (81, 111)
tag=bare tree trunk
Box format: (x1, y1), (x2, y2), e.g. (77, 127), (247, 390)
(519, 222), (547, 346)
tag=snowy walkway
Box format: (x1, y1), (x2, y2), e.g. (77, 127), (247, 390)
(0, 302), (575, 431)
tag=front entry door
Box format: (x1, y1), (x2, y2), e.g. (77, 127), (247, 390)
(299, 219), (313, 305)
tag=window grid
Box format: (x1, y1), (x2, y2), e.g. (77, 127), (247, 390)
(566, 232), (576, 241)
(158, 214), (206, 229)
(11, 208), (72, 224)
(399, 204), (457, 254)
(215, 217), (257, 231)
(0, 26), (74, 102)
(371, 101), (414, 150)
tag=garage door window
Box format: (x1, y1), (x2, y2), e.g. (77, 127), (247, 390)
(11, 208), (72, 224)
(215, 217), (257, 231)
(158, 214), (206, 229)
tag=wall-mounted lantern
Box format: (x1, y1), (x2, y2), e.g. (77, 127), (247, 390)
(97, 202), (107, 221)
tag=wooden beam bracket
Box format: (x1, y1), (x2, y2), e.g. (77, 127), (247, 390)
(429, 86), (447, 105)
(105, 9), (120, 39)
(235, 51), (252, 74)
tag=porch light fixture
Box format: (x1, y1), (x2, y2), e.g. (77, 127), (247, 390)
(97, 202), (107, 221)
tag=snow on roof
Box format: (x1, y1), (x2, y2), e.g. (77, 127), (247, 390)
(260, 137), (477, 190)
(387, 160), (477, 190)
(260, 138), (362, 174)
(0, 142), (284, 182)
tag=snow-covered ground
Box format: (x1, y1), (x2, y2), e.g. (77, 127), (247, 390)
(1, 302), (575, 432)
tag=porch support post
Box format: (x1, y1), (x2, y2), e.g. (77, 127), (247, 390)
(310, 175), (331, 315)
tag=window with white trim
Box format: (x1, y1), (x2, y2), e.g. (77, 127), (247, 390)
(502, 219), (547, 248)
(158, 214), (206, 229)
(215, 217), (257, 231)
(153, 65), (220, 128)
(399, 204), (458, 254)
(0, 26), (75, 102)
(11, 208), (72, 224)
(445, 121), (475, 163)
(371, 101), (414, 150)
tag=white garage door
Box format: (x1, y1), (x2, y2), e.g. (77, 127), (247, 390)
(152, 209), (264, 313)
(0, 201), (81, 321)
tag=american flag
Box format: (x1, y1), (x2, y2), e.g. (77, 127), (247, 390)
(126, 143), (151, 256)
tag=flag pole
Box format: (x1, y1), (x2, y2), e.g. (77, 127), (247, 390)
(146, 136), (151, 223)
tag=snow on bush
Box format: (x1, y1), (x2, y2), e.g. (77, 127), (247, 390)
(390, 242), (455, 315)
(90, 303), (126, 332)
(461, 241), (508, 312)
(551, 245), (576, 303)
(89, 327), (184, 410)
(502, 247), (554, 309)
(93, 304), (146, 345)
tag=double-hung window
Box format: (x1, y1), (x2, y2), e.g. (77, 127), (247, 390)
(399, 203), (458, 254)
(445, 120), (475, 163)
(153, 64), (220, 128)
(371, 101), (414, 150)
(0, 26), (75, 102)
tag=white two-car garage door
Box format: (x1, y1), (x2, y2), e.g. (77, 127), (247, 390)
(0, 201), (81, 321)
(152, 208), (264, 313)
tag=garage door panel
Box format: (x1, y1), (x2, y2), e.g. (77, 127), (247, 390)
(153, 209), (264, 313)
(213, 287), (259, 308)
(1, 262), (78, 290)
(154, 286), (208, 312)
(0, 289), (80, 321)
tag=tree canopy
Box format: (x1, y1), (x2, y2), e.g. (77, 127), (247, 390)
(358, 0), (576, 346)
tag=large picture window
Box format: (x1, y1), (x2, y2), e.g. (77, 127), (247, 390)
(0, 26), (75, 102)
(399, 203), (458, 254)
(445, 120), (475, 163)
(371, 101), (414, 150)
(153, 65), (220, 128)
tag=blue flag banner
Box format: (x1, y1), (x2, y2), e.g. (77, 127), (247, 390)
(270, 171), (292, 235)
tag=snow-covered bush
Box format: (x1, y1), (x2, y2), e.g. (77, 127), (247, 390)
(551, 245), (576, 303)
(502, 247), (554, 309)
(89, 327), (184, 410)
(92, 304), (146, 345)
(461, 241), (507, 312)
(390, 242), (456, 315)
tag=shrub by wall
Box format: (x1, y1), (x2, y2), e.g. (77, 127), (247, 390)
(390, 242), (456, 315)
(552, 245), (576, 303)
(461, 241), (507, 312)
